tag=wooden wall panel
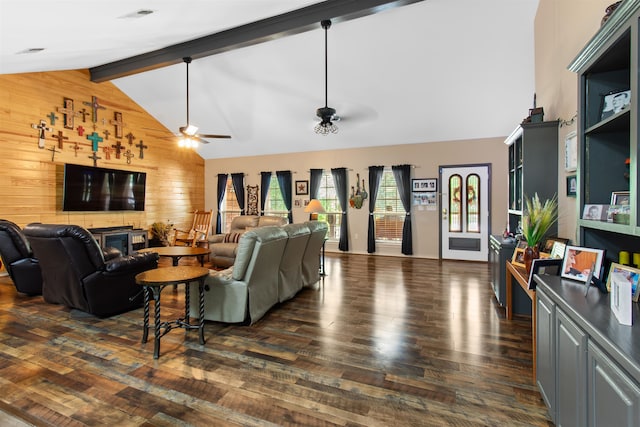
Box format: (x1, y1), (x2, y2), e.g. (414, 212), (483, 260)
(0, 70), (204, 233)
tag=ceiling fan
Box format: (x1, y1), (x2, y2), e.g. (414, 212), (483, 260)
(177, 56), (231, 146)
(314, 20), (339, 135)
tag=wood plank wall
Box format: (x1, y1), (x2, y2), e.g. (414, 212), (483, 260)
(0, 69), (204, 233)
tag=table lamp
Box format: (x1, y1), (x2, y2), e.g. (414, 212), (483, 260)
(304, 199), (326, 220)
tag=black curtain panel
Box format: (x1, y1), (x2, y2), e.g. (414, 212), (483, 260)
(392, 164), (413, 255)
(215, 173), (228, 234)
(367, 165), (384, 253)
(276, 170), (293, 224)
(331, 167), (349, 251)
(309, 168), (323, 220)
(260, 171), (271, 215)
(231, 173), (245, 215)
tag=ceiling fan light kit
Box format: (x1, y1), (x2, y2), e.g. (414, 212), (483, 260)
(315, 19), (338, 136)
(177, 56), (231, 147)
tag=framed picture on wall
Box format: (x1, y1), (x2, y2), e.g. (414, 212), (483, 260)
(295, 180), (308, 195)
(566, 175), (577, 197)
(564, 131), (577, 172)
(412, 178), (437, 192)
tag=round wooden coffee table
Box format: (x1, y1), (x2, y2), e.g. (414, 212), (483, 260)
(138, 246), (210, 266)
(135, 265), (210, 359)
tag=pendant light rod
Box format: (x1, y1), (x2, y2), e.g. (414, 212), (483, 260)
(184, 57), (192, 125)
(321, 20), (331, 108)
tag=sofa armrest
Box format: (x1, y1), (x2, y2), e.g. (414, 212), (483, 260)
(209, 234), (225, 244)
(104, 252), (159, 273)
(102, 246), (122, 261)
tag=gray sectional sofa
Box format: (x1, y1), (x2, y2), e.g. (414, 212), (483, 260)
(191, 221), (328, 324)
(208, 215), (288, 268)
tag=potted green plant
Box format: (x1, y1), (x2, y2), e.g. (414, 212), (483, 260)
(521, 193), (558, 273)
(150, 221), (173, 247)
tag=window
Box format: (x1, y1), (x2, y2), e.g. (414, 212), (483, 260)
(373, 169), (403, 241)
(220, 176), (241, 232)
(466, 174), (480, 233)
(316, 171), (342, 240)
(448, 173), (481, 233)
(449, 174), (462, 232)
(264, 175), (288, 219)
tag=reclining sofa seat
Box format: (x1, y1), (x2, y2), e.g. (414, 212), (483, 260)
(0, 219), (43, 295)
(23, 223), (159, 317)
(301, 221), (329, 287)
(209, 215), (288, 268)
(278, 223), (311, 302)
(193, 226), (288, 324)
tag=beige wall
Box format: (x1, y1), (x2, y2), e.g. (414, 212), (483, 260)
(205, 137), (507, 258)
(205, 0), (615, 257)
(0, 70), (205, 233)
(535, 0), (613, 243)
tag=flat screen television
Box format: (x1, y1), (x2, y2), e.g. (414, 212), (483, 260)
(63, 164), (146, 211)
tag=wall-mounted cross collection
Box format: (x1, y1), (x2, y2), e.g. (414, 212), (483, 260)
(29, 94), (150, 167)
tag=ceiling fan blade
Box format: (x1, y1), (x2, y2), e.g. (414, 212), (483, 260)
(197, 133), (231, 139)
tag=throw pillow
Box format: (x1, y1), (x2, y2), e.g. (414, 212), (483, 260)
(223, 232), (242, 243)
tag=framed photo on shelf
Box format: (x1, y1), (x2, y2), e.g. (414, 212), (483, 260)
(412, 178), (437, 192)
(528, 258), (563, 290)
(566, 175), (577, 197)
(582, 204), (608, 221)
(605, 263), (640, 302)
(610, 191), (630, 206)
(601, 89), (631, 121)
(561, 245), (605, 283)
(295, 180), (308, 195)
(541, 236), (569, 254)
(511, 247), (526, 268)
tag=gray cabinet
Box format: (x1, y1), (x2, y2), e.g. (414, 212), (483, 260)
(489, 235), (531, 314)
(489, 235), (515, 306)
(534, 275), (640, 427)
(504, 121), (559, 236)
(556, 309), (587, 427)
(587, 341), (640, 427)
(569, 0), (640, 261)
(536, 287), (556, 421)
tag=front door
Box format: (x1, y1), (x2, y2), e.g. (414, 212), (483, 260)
(440, 164), (490, 261)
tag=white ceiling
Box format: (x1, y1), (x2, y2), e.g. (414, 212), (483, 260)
(0, 0), (539, 160)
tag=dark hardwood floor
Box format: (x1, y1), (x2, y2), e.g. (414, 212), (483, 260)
(0, 253), (552, 426)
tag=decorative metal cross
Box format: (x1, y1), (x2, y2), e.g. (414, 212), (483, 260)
(125, 132), (136, 146)
(124, 149), (134, 164)
(82, 96), (106, 123)
(86, 131), (104, 152)
(47, 144), (61, 162)
(77, 125), (85, 136)
(112, 140), (124, 159)
(31, 119), (52, 149)
(102, 146), (113, 160)
(47, 111), (59, 125)
(136, 140), (148, 159)
(72, 141), (83, 157)
(52, 131), (68, 149)
(88, 151), (102, 167)
(102, 129), (110, 140)
(110, 112), (124, 139)
(57, 97), (77, 129)
(78, 108), (90, 123)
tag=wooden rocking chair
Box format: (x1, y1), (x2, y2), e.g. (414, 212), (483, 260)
(173, 210), (213, 248)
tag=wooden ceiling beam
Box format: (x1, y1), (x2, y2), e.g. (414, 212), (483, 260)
(89, 0), (422, 82)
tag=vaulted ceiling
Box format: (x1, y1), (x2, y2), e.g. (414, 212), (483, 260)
(0, 0), (539, 159)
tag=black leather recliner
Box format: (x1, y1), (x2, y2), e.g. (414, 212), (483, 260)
(23, 223), (159, 317)
(0, 220), (43, 295)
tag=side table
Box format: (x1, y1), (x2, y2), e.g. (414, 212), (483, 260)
(135, 266), (210, 359)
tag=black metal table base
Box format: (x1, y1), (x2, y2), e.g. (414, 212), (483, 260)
(141, 278), (206, 359)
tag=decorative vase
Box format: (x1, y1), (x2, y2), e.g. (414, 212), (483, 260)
(524, 245), (540, 274)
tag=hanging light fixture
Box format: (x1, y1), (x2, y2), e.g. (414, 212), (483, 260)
(315, 19), (338, 135)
